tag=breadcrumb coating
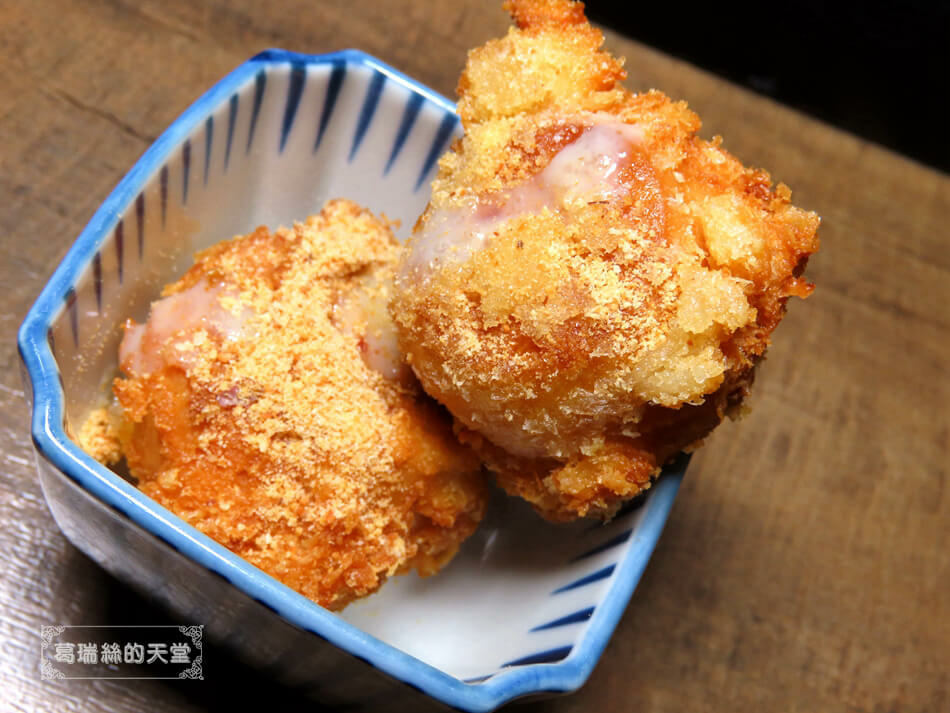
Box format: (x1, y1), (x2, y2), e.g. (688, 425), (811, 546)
(77, 406), (122, 466)
(113, 199), (487, 610)
(392, 0), (819, 521)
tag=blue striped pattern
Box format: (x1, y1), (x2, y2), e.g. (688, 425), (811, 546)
(502, 646), (573, 667)
(530, 607), (594, 632)
(552, 565), (616, 594)
(64, 287), (77, 346)
(114, 220), (124, 284)
(182, 139), (191, 205)
(571, 529), (632, 562)
(416, 113), (459, 190)
(92, 252), (102, 313)
(203, 116), (213, 185)
(386, 93), (423, 174)
(46, 58), (466, 351)
(279, 63), (306, 152)
(159, 165), (168, 228)
(314, 60), (345, 151)
(246, 70), (266, 153)
(135, 193), (145, 259)
(463, 674), (494, 684)
(349, 71), (385, 161)
(87, 62), (464, 323)
(71, 60), (460, 346)
(495, 526), (639, 675)
(225, 94), (238, 169)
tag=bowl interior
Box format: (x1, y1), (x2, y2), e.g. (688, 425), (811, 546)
(30, 50), (683, 700)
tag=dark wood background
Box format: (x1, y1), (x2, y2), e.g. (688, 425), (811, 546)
(2, 1), (947, 711)
(587, 0), (950, 173)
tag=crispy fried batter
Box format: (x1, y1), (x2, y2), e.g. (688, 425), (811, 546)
(77, 406), (123, 466)
(392, 0), (819, 521)
(113, 199), (486, 610)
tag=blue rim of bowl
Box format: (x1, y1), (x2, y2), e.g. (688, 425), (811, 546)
(17, 48), (684, 712)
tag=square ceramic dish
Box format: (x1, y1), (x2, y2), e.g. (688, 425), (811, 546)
(17, 49), (686, 711)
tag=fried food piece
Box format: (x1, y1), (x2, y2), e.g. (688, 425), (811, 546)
(114, 199), (487, 610)
(391, 0), (819, 521)
(78, 406), (123, 466)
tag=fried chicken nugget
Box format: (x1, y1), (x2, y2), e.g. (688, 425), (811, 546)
(391, 0), (819, 521)
(114, 199), (487, 610)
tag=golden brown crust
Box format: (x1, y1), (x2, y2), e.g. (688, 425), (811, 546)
(392, 0), (819, 521)
(77, 406), (123, 466)
(114, 200), (487, 610)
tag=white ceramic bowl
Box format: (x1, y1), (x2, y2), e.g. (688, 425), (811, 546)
(18, 49), (686, 711)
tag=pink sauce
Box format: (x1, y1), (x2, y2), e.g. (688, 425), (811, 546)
(119, 280), (248, 377)
(122, 275), (410, 385)
(403, 121), (645, 279)
(332, 278), (412, 384)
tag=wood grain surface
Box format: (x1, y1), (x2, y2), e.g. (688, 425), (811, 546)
(2, 1), (947, 711)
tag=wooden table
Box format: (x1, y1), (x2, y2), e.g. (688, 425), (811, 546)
(2, 1), (947, 710)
